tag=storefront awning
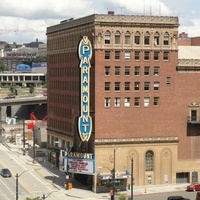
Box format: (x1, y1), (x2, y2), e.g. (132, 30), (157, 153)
(98, 173), (131, 180)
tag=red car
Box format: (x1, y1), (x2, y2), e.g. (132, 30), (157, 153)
(187, 183), (200, 191)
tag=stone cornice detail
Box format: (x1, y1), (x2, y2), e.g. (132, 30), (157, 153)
(95, 136), (178, 145)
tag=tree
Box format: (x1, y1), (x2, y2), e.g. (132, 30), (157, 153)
(26, 197), (42, 200)
(29, 85), (35, 94)
(0, 59), (9, 72)
(9, 84), (17, 95)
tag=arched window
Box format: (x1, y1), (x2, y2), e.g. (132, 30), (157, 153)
(124, 31), (131, 44)
(144, 31), (150, 45)
(163, 32), (169, 45)
(134, 31), (141, 44)
(154, 32), (160, 45)
(145, 150), (154, 171)
(115, 31), (121, 44)
(104, 31), (111, 44)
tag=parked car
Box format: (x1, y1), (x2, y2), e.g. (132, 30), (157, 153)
(0, 168), (12, 177)
(187, 183), (200, 191)
(167, 196), (190, 200)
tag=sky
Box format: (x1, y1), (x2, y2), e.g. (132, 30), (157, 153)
(0, 0), (200, 44)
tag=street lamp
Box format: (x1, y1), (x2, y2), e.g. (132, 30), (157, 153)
(14, 116), (26, 156)
(127, 155), (134, 200)
(111, 148), (120, 200)
(16, 170), (34, 200)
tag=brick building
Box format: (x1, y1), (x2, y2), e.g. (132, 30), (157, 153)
(46, 12), (200, 193)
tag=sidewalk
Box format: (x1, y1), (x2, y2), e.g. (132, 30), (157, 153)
(4, 140), (189, 200)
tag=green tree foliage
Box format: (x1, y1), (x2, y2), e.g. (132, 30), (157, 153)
(0, 59), (9, 72)
(33, 56), (47, 63)
(26, 197), (42, 200)
(9, 84), (17, 95)
(29, 85), (35, 94)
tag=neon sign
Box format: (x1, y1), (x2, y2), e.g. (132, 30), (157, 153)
(78, 36), (92, 142)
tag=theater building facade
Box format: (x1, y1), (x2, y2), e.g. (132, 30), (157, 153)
(46, 12), (200, 193)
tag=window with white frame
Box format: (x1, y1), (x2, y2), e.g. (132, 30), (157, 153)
(153, 82), (159, 90)
(105, 51), (111, 60)
(134, 66), (140, 75)
(135, 31), (140, 44)
(144, 32), (150, 45)
(115, 82), (120, 91)
(105, 82), (111, 91)
(144, 97), (150, 107)
(125, 66), (130, 76)
(125, 31), (131, 44)
(144, 66), (150, 76)
(153, 97), (159, 106)
(154, 51), (159, 60)
(115, 51), (120, 60)
(163, 51), (169, 61)
(105, 66), (110, 76)
(115, 31), (121, 44)
(114, 97), (121, 107)
(124, 51), (130, 60)
(144, 82), (150, 91)
(163, 32), (169, 45)
(154, 32), (160, 45)
(134, 82), (140, 91)
(144, 51), (150, 60)
(124, 82), (130, 91)
(115, 66), (120, 76)
(104, 31), (111, 44)
(104, 98), (111, 107)
(154, 66), (159, 76)
(134, 97), (140, 107)
(135, 51), (140, 60)
(166, 77), (171, 85)
(124, 97), (130, 107)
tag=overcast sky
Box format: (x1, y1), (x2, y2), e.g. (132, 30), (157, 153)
(0, 0), (199, 44)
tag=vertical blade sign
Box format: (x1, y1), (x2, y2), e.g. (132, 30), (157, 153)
(78, 36), (92, 142)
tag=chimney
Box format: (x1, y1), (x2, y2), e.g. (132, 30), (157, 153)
(108, 11), (114, 15)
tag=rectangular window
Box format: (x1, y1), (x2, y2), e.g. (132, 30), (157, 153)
(134, 82), (140, 91)
(134, 97), (140, 107)
(115, 51), (120, 60)
(124, 82), (130, 91)
(125, 35), (130, 44)
(144, 82), (150, 91)
(114, 97), (121, 107)
(144, 66), (150, 76)
(153, 82), (159, 90)
(115, 82), (120, 91)
(125, 66), (130, 76)
(124, 97), (130, 107)
(154, 66), (159, 76)
(135, 36), (140, 44)
(144, 51), (150, 60)
(105, 51), (110, 60)
(166, 77), (171, 85)
(134, 66), (140, 75)
(144, 97), (150, 107)
(154, 97), (159, 106)
(105, 66), (110, 76)
(154, 51), (159, 60)
(105, 82), (110, 91)
(115, 34), (120, 44)
(105, 35), (110, 44)
(104, 98), (111, 107)
(163, 52), (169, 61)
(163, 36), (169, 45)
(115, 66), (120, 76)
(144, 35), (150, 45)
(124, 51), (130, 60)
(135, 51), (140, 60)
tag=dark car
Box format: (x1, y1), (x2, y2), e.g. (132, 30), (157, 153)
(167, 196), (190, 200)
(0, 168), (12, 177)
(187, 183), (200, 191)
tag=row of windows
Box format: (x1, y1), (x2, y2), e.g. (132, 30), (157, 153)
(105, 50), (170, 61)
(105, 66), (160, 76)
(105, 80), (171, 92)
(104, 97), (160, 107)
(104, 30), (171, 47)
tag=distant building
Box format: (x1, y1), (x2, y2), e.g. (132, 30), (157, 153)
(178, 32), (200, 46)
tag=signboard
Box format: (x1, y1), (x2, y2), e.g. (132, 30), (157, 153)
(78, 36), (92, 142)
(59, 150), (95, 175)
